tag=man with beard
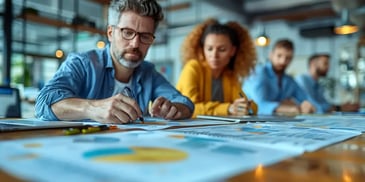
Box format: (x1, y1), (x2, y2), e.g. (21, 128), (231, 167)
(296, 54), (359, 113)
(243, 39), (315, 115)
(35, 0), (194, 124)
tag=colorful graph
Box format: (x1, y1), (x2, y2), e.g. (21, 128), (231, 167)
(238, 125), (280, 134)
(9, 153), (38, 161)
(73, 136), (120, 143)
(83, 147), (188, 163)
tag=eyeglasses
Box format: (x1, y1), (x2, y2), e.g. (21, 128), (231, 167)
(113, 26), (155, 45)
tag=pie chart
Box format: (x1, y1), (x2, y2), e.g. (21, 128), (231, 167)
(83, 147), (188, 163)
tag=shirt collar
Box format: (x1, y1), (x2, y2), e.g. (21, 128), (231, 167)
(305, 73), (317, 87)
(105, 43), (146, 93)
(105, 44), (114, 69)
(265, 61), (276, 78)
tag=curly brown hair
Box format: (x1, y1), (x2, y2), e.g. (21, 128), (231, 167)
(180, 18), (257, 78)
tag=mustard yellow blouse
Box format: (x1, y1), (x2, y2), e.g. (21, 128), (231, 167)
(176, 60), (257, 118)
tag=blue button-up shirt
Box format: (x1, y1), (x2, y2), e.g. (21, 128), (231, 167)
(243, 62), (308, 115)
(295, 74), (331, 113)
(35, 45), (194, 120)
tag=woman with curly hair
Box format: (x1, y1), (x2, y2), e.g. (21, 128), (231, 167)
(176, 19), (257, 118)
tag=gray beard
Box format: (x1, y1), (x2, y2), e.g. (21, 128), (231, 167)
(119, 58), (142, 69)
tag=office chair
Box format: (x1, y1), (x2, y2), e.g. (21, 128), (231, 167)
(0, 86), (22, 118)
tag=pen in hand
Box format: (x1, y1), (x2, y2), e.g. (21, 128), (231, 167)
(122, 87), (144, 123)
(239, 92), (247, 100)
(148, 100), (153, 117)
(239, 91), (252, 115)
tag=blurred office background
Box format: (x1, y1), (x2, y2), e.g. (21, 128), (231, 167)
(1, 0), (364, 117)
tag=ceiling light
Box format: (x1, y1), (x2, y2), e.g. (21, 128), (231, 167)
(255, 35), (270, 47)
(55, 49), (64, 58)
(335, 24), (359, 35)
(96, 40), (106, 49)
(334, 9), (358, 35)
(255, 24), (270, 47)
(55, 1), (64, 59)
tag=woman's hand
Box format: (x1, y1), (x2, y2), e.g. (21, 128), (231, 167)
(228, 97), (252, 116)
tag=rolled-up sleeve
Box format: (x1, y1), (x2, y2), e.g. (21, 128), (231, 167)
(35, 54), (87, 120)
(244, 74), (279, 115)
(151, 69), (195, 113)
(296, 75), (331, 113)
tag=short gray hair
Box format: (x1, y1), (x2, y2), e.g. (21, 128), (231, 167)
(108, 0), (164, 30)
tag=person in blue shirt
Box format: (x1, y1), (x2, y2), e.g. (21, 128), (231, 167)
(243, 39), (316, 115)
(296, 53), (359, 113)
(35, 0), (194, 124)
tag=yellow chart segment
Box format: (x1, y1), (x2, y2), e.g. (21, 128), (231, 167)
(237, 125), (271, 135)
(9, 153), (38, 161)
(23, 143), (43, 148)
(84, 147), (188, 163)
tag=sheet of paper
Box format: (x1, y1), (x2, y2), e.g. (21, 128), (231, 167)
(287, 115), (365, 132)
(197, 115), (303, 122)
(169, 123), (361, 153)
(56, 115), (365, 132)
(0, 130), (299, 182)
(100, 117), (234, 130)
(0, 118), (85, 132)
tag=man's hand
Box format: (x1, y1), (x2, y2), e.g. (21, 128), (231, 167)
(88, 94), (143, 124)
(52, 94), (143, 124)
(300, 100), (316, 114)
(275, 99), (300, 115)
(340, 103), (360, 112)
(149, 96), (192, 120)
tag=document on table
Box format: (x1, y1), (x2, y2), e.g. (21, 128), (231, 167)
(169, 123), (361, 153)
(81, 117), (236, 131)
(0, 118), (85, 132)
(0, 130), (300, 182)
(197, 115), (303, 123)
(290, 115), (365, 132)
